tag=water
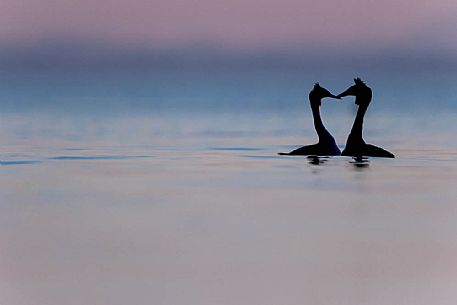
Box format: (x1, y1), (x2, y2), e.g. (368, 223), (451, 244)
(1, 67), (457, 304)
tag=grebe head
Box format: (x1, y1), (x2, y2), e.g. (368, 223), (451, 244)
(309, 83), (340, 106)
(337, 78), (372, 106)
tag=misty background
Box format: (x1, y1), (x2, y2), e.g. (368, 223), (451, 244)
(0, 0), (456, 141)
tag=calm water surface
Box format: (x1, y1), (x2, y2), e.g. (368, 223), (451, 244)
(1, 112), (457, 305)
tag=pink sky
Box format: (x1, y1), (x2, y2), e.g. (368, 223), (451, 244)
(1, 0), (456, 53)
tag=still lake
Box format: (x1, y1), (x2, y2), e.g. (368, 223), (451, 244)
(0, 67), (457, 304)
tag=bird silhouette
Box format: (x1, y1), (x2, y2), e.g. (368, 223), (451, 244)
(279, 83), (341, 156)
(338, 78), (395, 158)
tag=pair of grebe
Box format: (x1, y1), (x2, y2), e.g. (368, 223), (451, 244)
(280, 78), (394, 158)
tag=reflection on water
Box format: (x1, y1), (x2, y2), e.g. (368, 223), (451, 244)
(304, 155), (370, 170)
(1, 114), (457, 305)
(349, 156), (370, 169)
(307, 155), (329, 165)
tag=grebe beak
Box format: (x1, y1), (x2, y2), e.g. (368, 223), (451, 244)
(337, 88), (354, 98)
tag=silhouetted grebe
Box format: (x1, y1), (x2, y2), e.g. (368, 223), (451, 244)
(279, 83), (341, 156)
(338, 78), (395, 158)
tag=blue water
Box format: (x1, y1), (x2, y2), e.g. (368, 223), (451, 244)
(1, 68), (457, 305)
(1, 61), (457, 115)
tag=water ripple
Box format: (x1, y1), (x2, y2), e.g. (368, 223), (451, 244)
(49, 155), (151, 161)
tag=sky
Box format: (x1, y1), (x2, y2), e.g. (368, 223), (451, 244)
(1, 0), (457, 56)
(1, 0), (457, 116)
(0, 0), (456, 129)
